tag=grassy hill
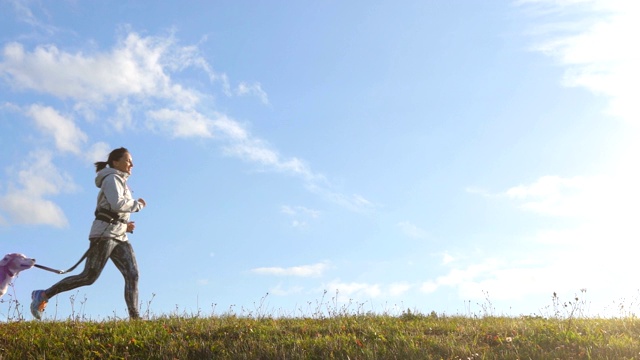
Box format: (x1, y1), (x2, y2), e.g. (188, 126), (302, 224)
(1, 312), (640, 359)
(2, 290), (640, 359)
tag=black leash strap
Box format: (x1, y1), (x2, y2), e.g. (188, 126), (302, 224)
(34, 248), (90, 275)
(35, 210), (125, 275)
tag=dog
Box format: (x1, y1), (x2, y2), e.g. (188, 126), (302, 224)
(0, 253), (36, 298)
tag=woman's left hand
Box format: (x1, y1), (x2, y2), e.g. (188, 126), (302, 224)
(127, 221), (136, 233)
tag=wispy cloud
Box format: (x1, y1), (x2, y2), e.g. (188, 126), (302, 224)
(397, 221), (428, 239)
(519, 0), (640, 125)
(0, 24), (375, 226)
(451, 1), (640, 305)
(322, 280), (382, 299)
(503, 0), (640, 224)
(281, 205), (320, 228)
(1, 38), (177, 103)
(236, 82), (269, 105)
(388, 282), (413, 297)
(306, 184), (375, 212)
(0, 150), (78, 228)
(8, 0), (59, 35)
(281, 205), (320, 218)
(251, 262), (330, 277)
(26, 104), (87, 155)
(146, 108), (214, 138)
(504, 175), (597, 217)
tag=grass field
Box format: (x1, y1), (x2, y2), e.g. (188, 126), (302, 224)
(1, 290), (640, 359)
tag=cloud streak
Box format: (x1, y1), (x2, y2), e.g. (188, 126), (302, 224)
(397, 221), (428, 239)
(520, 0), (640, 125)
(251, 262), (330, 277)
(0, 151), (78, 228)
(0, 27), (374, 227)
(0, 34), (199, 105)
(444, 0), (640, 306)
(26, 104), (87, 155)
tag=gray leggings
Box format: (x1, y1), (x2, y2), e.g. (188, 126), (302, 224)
(44, 238), (140, 319)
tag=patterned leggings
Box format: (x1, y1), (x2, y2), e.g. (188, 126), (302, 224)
(44, 238), (140, 319)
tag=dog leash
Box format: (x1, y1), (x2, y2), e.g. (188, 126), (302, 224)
(34, 185), (135, 275)
(34, 248), (90, 275)
(34, 219), (131, 275)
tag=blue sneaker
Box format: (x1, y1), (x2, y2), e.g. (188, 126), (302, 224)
(30, 290), (48, 320)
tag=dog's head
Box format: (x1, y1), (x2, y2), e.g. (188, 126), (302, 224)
(0, 253), (36, 276)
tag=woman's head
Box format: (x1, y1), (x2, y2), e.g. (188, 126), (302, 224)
(94, 147), (133, 173)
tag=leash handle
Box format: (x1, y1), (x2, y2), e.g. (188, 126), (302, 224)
(34, 264), (65, 274)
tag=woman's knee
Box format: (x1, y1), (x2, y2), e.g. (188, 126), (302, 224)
(125, 269), (139, 284)
(80, 268), (101, 285)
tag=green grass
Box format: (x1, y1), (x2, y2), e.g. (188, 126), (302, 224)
(2, 313), (640, 359)
(2, 290), (640, 359)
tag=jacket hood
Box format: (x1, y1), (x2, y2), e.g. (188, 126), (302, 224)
(95, 167), (129, 187)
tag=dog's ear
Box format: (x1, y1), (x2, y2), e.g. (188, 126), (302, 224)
(0, 254), (11, 267)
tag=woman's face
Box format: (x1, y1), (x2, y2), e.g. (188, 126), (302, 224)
(112, 152), (134, 174)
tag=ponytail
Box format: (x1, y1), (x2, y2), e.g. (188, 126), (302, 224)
(94, 161), (109, 172)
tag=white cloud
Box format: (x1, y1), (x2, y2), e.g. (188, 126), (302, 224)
(110, 99), (134, 131)
(83, 142), (112, 164)
(137, 108), (325, 184)
(146, 108), (214, 138)
(211, 115), (249, 141)
(503, 173), (639, 223)
(223, 140), (316, 180)
(419, 235), (640, 309)
(251, 262), (329, 277)
(26, 104), (87, 155)
(323, 280), (382, 299)
(236, 82), (269, 105)
(419, 258), (549, 301)
(503, 175), (593, 217)
(142, 107), (330, 189)
(0, 193), (67, 228)
(420, 281), (438, 294)
(453, 3), (640, 307)
(397, 221), (428, 239)
(0, 27), (373, 227)
(455, 167), (639, 308)
(0, 150), (78, 228)
(0, 34), (200, 106)
(441, 253), (455, 265)
(521, 0), (640, 125)
(8, 0), (58, 35)
(306, 184), (375, 213)
(389, 282), (412, 297)
(281, 205), (321, 228)
(468, 169), (640, 301)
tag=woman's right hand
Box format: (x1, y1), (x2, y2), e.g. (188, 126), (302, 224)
(138, 198), (147, 207)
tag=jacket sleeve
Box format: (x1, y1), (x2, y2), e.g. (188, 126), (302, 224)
(101, 174), (145, 213)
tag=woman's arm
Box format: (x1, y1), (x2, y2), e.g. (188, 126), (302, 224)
(102, 174), (145, 213)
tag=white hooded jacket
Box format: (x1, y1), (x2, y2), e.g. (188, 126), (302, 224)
(89, 167), (145, 241)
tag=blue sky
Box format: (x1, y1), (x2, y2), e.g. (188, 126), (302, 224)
(1, 0), (639, 320)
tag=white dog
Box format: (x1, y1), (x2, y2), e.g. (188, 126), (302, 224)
(0, 253), (36, 298)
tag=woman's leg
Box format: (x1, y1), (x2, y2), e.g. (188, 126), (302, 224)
(110, 241), (140, 319)
(44, 238), (117, 299)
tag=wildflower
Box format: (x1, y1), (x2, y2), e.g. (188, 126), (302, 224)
(506, 337), (513, 343)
